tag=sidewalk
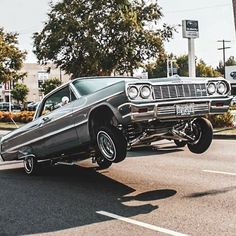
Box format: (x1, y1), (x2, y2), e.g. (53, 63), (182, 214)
(213, 127), (236, 139)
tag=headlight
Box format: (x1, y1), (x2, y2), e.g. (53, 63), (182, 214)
(217, 82), (227, 94)
(140, 86), (151, 99)
(207, 83), (216, 95)
(128, 86), (138, 99)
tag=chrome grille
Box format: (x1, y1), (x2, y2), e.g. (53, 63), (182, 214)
(154, 84), (207, 99)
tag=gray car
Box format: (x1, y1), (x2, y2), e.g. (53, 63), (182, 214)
(0, 76), (233, 175)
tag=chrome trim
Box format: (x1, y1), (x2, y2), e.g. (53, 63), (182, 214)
(121, 97), (232, 121)
(0, 153), (3, 162)
(18, 154), (35, 160)
(210, 105), (229, 109)
(69, 83), (81, 99)
(122, 111), (155, 119)
(118, 96), (233, 110)
(74, 119), (88, 127)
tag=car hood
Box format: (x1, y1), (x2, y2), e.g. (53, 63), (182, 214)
(127, 76), (225, 85)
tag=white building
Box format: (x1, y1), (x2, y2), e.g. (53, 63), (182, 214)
(1, 63), (70, 103)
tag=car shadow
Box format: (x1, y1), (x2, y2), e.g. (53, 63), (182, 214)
(185, 186), (236, 198)
(0, 164), (177, 235)
(120, 189), (177, 202)
(127, 145), (184, 158)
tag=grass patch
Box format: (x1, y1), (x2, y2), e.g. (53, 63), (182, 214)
(0, 122), (25, 129)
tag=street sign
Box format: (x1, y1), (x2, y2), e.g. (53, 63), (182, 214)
(182, 20), (199, 38)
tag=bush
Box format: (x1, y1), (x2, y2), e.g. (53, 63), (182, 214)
(207, 111), (233, 128)
(230, 104), (236, 110)
(0, 111), (35, 123)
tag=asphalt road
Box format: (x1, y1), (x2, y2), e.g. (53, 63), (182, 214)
(0, 139), (235, 236)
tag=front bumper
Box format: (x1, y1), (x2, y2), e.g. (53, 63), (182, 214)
(119, 96), (233, 122)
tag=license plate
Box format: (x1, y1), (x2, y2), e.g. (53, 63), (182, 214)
(176, 103), (194, 116)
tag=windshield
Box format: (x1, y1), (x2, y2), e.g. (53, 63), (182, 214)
(73, 78), (130, 96)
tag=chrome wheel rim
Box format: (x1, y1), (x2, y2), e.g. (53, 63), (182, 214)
(24, 157), (34, 173)
(97, 131), (116, 161)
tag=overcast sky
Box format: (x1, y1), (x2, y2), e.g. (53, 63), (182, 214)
(0, 0), (235, 67)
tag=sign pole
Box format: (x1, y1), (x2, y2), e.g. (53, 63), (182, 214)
(188, 38), (196, 77)
(182, 20), (199, 78)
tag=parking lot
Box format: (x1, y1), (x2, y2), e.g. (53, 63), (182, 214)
(0, 138), (235, 236)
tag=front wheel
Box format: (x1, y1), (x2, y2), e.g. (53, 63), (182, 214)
(187, 118), (213, 154)
(96, 126), (127, 163)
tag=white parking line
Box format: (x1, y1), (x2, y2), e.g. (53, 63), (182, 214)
(96, 211), (189, 236)
(203, 170), (236, 176)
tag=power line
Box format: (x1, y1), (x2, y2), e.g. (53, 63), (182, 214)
(166, 4), (231, 14)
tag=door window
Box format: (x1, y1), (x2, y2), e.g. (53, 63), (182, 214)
(40, 86), (76, 116)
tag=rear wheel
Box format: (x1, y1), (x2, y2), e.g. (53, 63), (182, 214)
(187, 118), (213, 154)
(23, 156), (39, 175)
(96, 126), (127, 163)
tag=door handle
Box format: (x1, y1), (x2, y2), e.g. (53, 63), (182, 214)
(42, 117), (52, 123)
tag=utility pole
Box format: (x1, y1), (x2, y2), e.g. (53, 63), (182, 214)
(232, 0), (236, 31)
(217, 40), (231, 77)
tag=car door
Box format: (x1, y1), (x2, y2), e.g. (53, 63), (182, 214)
(0, 116), (45, 161)
(34, 85), (79, 158)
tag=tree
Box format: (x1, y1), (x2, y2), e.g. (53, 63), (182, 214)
(147, 54), (221, 78)
(41, 77), (62, 95)
(11, 83), (29, 104)
(196, 59), (221, 77)
(33, 0), (174, 78)
(176, 55), (189, 76)
(216, 56), (236, 76)
(146, 54), (169, 78)
(0, 28), (27, 83)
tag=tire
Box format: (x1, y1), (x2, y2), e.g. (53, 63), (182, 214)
(23, 156), (39, 175)
(96, 157), (112, 169)
(174, 140), (187, 147)
(96, 126), (127, 163)
(187, 118), (213, 154)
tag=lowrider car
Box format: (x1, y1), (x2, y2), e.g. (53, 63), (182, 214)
(0, 76), (232, 175)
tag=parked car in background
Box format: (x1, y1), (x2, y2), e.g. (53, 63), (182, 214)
(231, 96), (236, 106)
(12, 104), (22, 112)
(0, 102), (22, 112)
(0, 76), (233, 175)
